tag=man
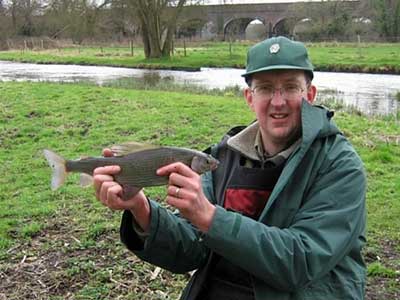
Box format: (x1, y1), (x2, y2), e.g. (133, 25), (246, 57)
(93, 36), (367, 299)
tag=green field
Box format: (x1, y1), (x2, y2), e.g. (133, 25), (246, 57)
(0, 41), (399, 73)
(0, 82), (399, 299)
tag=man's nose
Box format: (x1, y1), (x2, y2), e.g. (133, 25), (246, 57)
(270, 88), (285, 106)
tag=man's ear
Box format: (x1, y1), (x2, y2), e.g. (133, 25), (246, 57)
(244, 87), (255, 111)
(306, 85), (317, 104)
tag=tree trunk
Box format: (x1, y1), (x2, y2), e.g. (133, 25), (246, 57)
(11, 0), (17, 34)
(162, 0), (185, 57)
(134, 0), (187, 59)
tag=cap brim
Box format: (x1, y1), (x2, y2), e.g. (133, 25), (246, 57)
(242, 65), (313, 78)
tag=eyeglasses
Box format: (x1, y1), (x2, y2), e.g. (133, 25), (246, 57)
(251, 84), (305, 101)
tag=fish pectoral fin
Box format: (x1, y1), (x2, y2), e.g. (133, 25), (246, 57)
(80, 173), (94, 187)
(111, 142), (159, 156)
(121, 185), (142, 201)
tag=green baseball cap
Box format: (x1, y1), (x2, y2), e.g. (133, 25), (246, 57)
(242, 36), (314, 79)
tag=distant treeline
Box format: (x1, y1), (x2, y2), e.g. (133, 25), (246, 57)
(0, 0), (398, 51)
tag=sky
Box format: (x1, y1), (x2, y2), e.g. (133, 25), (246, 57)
(200, 0), (322, 4)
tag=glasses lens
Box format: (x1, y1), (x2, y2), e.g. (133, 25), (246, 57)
(282, 86), (302, 100)
(254, 86), (273, 98)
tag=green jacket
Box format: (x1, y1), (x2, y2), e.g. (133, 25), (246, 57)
(121, 100), (367, 300)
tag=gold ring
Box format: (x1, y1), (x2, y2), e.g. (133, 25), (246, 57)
(175, 187), (180, 198)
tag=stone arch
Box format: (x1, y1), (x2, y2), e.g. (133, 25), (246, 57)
(245, 17), (268, 40)
(292, 17), (313, 40)
(223, 17), (254, 40)
(273, 17), (295, 37)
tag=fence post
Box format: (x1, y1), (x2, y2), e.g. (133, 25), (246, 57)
(229, 35), (233, 57)
(130, 40), (134, 56)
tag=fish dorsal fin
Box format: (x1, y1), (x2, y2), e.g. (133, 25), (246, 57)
(111, 142), (158, 156)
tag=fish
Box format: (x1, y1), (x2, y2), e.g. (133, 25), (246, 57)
(43, 142), (219, 198)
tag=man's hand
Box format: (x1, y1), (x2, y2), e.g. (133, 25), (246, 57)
(157, 162), (216, 233)
(93, 148), (150, 232)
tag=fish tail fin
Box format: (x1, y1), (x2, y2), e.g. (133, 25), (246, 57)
(43, 149), (67, 190)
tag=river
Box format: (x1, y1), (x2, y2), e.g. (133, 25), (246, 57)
(0, 60), (399, 116)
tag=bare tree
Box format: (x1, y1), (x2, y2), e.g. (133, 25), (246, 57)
(44, 0), (111, 43)
(0, 0), (9, 49)
(127, 0), (187, 58)
(369, 0), (400, 41)
(289, 0), (352, 41)
(7, 0), (44, 35)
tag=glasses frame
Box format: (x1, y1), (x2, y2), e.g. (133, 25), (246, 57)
(250, 84), (307, 101)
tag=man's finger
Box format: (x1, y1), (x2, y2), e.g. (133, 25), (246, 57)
(93, 165), (121, 176)
(168, 172), (192, 189)
(103, 148), (114, 157)
(93, 174), (115, 184)
(93, 174), (116, 192)
(157, 162), (195, 177)
(107, 184), (123, 205)
(99, 181), (119, 202)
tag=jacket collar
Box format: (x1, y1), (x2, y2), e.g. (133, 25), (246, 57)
(227, 121), (301, 165)
(300, 99), (340, 151)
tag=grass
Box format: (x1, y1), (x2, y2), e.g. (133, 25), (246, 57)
(0, 41), (399, 73)
(0, 82), (399, 299)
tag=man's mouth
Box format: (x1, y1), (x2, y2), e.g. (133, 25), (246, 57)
(271, 113), (288, 119)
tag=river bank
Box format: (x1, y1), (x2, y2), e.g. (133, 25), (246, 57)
(0, 41), (399, 74)
(0, 82), (399, 299)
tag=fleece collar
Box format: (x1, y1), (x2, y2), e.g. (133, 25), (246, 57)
(227, 121), (301, 164)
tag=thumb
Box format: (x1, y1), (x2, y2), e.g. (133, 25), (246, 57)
(103, 148), (114, 157)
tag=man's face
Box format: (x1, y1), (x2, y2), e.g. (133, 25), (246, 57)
(244, 70), (316, 150)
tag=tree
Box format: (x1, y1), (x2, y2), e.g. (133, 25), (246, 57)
(370, 0), (400, 41)
(0, 0), (9, 49)
(289, 0), (353, 41)
(129, 0), (187, 58)
(44, 0), (111, 43)
(7, 0), (44, 36)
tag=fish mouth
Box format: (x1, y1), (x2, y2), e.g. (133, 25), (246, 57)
(211, 159), (220, 170)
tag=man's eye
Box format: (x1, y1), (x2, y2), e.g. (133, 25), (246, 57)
(258, 86), (273, 93)
(284, 85), (299, 92)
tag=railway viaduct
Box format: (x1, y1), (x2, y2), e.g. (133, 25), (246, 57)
(179, 1), (361, 39)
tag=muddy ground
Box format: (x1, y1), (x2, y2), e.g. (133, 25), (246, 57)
(0, 217), (399, 300)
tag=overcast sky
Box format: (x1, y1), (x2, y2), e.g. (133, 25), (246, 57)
(201, 0), (322, 4)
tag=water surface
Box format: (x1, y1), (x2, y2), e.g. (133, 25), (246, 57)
(0, 61), (399, 115)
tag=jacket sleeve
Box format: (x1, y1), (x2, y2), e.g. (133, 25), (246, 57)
(202, 139), (366, 291)
(120, 171), (215, 274)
